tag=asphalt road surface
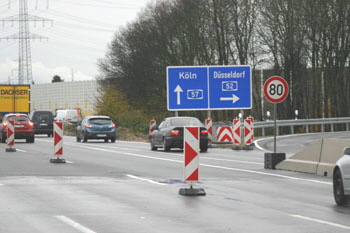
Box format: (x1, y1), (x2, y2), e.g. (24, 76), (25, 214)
(0, 132), (349, 233)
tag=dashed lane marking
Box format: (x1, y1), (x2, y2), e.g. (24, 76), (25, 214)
(291, 214), (350, 230)
(76, 144), (332, 186)
(126, 174), (167, 186)
(55, 215), (97, 233)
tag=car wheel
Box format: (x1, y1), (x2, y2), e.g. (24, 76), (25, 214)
(150, 139), (157, 151)
(333, 168), (348, 206)
(104, 138), (109, 143)
(200, 144), (208, 153)
(1, 133), (6, 143)
(163, 138), (170, 152)
(83, 134), (87, 143)
(111, 137), (116, 143)
(26, 136), (34, 143)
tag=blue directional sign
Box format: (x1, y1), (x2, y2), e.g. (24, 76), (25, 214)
(167, 66), (251, 111)
(208, 66), (251, 109)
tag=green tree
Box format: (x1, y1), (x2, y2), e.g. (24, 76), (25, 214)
(52, 75), (64, 83)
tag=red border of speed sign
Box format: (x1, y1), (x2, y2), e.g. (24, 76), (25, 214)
(263, 76), (289, 103)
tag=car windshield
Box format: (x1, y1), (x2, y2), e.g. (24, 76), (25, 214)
(169, 118), (202, 127)
(89, 118), (112, 125)
(7, 116), (29, 122)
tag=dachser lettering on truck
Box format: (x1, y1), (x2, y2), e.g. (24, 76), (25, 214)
(0, 85), (30, 115)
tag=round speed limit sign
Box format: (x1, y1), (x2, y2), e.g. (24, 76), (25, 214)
(263, 76), (289, 103)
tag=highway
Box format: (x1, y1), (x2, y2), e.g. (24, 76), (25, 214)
(0, 133), (349, 233)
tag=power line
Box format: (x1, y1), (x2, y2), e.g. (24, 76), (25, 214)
(0, 0), (52, 84)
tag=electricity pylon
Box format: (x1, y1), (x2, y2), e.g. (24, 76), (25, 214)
(0, 0), (52, 84)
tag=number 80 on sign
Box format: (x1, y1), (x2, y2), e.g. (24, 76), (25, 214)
(263, 76), (289, 103)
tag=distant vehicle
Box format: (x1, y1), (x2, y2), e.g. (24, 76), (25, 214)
(29, 110), (54, 137)
(0, 85), (30, 117)
(76, 116), (116, 143)
(0, 113), (34, 143)
(333, 147), (350, 206)
(149, 116), (208, 152)
(55, 109), (79, 123)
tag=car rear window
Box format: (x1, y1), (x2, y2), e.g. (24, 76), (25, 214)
(38, 114), (51, 121)
(89, 118), (112, 125)
(170, 118), (202, 127)
(7, 116), (29, 122)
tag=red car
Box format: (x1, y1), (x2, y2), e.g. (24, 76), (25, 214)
(0, 113), (35, 143)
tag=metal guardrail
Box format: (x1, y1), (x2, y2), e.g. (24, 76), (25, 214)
(212, 117), (350, 140)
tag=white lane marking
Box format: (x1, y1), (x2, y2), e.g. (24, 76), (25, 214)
(55, 215), (97, 233)
(76, 144), (332, 185)
(15, 148), (26, 152)
(0, 184), (4, 186)
(126, 174), (167, 186)
(41, 139), (264, 166)
(201, 156), (263, 165)
(254, 138), (271, 152)
(291, 214), (350, 230)
(65, 160), (75, 164)
(70, 143), (263, 166)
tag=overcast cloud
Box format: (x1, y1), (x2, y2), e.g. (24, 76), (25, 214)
(0, 0), (151, 84)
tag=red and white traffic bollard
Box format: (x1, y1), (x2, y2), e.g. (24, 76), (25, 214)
(5, 120), (16, 152)
(205, 119), (213, 146)
(149, 120), (156, 136)
(50, 121), (66, 163)
(233, 119), (241, 145)
(179, 127), (206, 196)
(244, 117), (254, 145)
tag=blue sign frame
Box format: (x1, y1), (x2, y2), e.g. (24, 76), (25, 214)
(167, 66), (251, 111)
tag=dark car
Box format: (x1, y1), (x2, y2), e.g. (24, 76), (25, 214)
(149, 116), (208, 152)
(29, 110), (54, 137)
(76, 116), (116, 143)
(0, 113), (35, 143)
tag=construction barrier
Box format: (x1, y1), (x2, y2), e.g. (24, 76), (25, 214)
(217, 126), (233, 143)
(5, 120), (16, 152)
(205, 119), (213, 144)
(233, 119), (241, 145)
(244, 118), (253, 145)
(50, 121), (65, 163)
(275, 138), (348, 177)
(184, 127), (200, 182)
(179, 127), (205, 196)
(149, 119), (156, 134)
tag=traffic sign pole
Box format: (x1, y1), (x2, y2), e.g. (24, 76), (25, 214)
(263, 76), (288, 169)
(274, 103), (277, 154)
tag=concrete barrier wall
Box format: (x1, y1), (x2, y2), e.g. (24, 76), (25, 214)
(276, 138), (350, 177)
(317, 138), (350, 176)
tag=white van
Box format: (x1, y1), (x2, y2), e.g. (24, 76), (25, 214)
(55, 109), (79, 123)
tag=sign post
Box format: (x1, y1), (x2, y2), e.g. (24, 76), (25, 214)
(263, 76), (289, 169)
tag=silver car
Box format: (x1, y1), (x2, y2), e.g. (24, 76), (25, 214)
(333, 147), (350, 206)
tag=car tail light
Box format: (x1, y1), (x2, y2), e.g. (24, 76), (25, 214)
(85, 124), (93, 128)
(109, 124), (115, 128)
(3, 122), (7, 127)
(170, 130), (180, 136)
(201, 130), (208, 135)
(28, 122), (34, 126)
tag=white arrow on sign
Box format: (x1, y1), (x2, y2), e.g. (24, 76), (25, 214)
(174, 85), (183, 105)
(220, 94), (240, 103)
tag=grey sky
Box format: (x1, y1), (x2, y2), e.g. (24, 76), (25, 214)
(0, 0), (151, 84)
